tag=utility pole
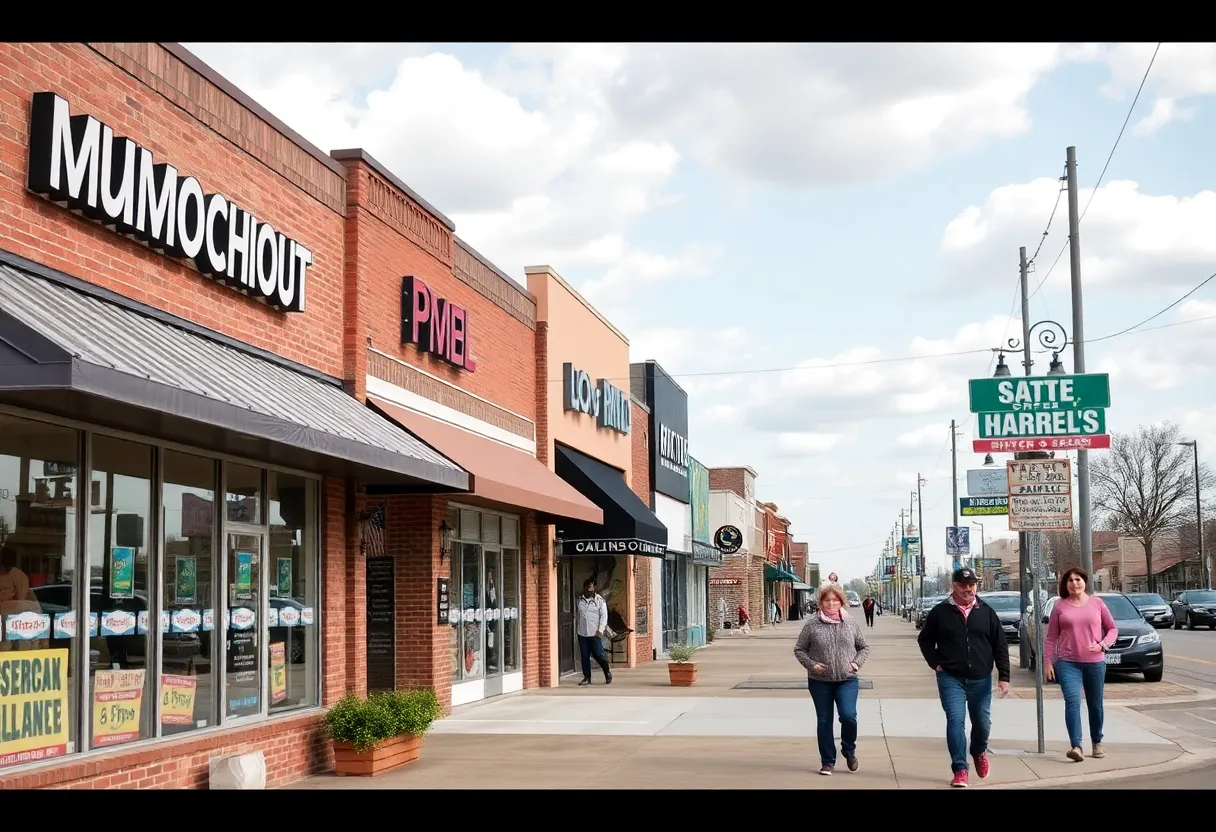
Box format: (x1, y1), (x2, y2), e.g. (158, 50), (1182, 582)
(1017, 246), (1033, 643)
(899, 509), (908, 614)
(918, 474), (926, 604)
(950, 420), (959, 528)
(1066, 146), (1094, 576)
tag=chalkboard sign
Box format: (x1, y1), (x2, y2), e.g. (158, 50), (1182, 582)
(366, 557), (395, 694)
(437, 577), (450, 625)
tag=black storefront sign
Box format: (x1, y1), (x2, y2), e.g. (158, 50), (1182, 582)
(630, 361), (690, 503)
(26, 92), (313, 313)
(366, 556), (396, 694)
(691, 540), (723, 566)
(564, 538), (666, 557)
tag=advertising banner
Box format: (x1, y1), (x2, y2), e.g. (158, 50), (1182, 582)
(0, 649), (69, 768)
(92, 668), (145, 747)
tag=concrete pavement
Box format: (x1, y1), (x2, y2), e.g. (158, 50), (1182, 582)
(284, 612), (1216, 790)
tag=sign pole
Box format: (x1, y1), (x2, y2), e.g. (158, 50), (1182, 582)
(1066, 146), (1094, 576)
(1031, 532), (1046, 755)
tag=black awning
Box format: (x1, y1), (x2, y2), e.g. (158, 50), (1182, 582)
(0, 259), (469, 491)
(553, 444), (667, 558)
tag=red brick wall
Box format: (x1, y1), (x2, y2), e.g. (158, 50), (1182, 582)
(0, 43), (348, 377)
(339, 159), (535, 416)
(709, 468), (746, 498)
(629, 398), (654, 664)
(533, 321), (555, 684)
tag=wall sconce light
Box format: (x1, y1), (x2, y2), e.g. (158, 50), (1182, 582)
(553, 538), (563, 566)
(439, 520), (454, 561)
(531, 538), (546, 570)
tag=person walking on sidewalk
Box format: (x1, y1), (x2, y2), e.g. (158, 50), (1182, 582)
(576, 578), (613, 686)
(794, 583), (871, 776)
(1045, 567), (1118, 763)
(862, 596), (876, 627)
(916, 567), (1010, 788)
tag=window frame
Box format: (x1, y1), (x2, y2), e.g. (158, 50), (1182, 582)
(0, 403), (324, 775)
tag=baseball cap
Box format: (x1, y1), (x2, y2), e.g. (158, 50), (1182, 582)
(951, 567), (978, 584)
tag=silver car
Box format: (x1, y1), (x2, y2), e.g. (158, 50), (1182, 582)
(1126, 592), (1175, 629)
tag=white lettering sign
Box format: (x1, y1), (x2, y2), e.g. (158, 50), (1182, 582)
(659, 423), (688, 478)
(26, 92), (313, 313)
(995, 378), (1076, 410)
(562, 363), (631, 435)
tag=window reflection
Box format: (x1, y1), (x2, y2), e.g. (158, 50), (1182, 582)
(161, 451), (217, 736)
(88, 435), (154, 749)
(268, 473), (317, 713)
(447, 508), (461, 683)
(0, 414), (79, 766)
(459, 543), (481, 678)
(503, 549), (520, 672)
(226, 464), (261, 525)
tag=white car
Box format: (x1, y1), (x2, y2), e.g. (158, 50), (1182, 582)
(846, 591), (861, 607)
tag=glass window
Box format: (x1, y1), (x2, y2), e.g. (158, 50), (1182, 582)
(88, 435), (154, 749)
(459, 542), (481, 678)
(447, 507), (461, 683)
(225, 531), (261, 719)
(267, 473), (317, 714)
(0, 413), (80, 767)
(226, 464), (261, 525)
(484, 549), (499, 679)
(502, 548), (520, 673)
(160, 451), (218, 736)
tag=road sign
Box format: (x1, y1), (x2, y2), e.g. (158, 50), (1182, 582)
(1008, 459), (1073, 531)
(946, 526), (970, 556)
(961, 496), (1008, 516)
(967, 467), (1006, 497)
(968, 373), (1111, 414)
(981, 558), (1002, 568)
(973, 435), (1110, 454)
(977, 407), (1105, 440)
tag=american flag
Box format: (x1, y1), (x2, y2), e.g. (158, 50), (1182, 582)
(360, 504), (386, 558)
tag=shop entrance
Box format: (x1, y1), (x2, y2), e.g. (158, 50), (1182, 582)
(223, 530), (264, 721)
(483, 546), (504, 697)
(557, 559), (576, 675)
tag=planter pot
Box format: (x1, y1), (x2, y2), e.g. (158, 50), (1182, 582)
(668, 662), (698, 687)
(332, 734), (423, 776)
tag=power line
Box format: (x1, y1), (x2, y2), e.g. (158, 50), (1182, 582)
(1089, 271), (1216, 344)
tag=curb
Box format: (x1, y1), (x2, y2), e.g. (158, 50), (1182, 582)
(974, 745), (1216, 789)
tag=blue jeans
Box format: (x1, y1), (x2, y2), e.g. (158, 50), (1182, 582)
(935, 672), (992, 773)
(808, 676), (859, 766)
(1054, 659), (1105, 748)
(578, 634), (610, 680)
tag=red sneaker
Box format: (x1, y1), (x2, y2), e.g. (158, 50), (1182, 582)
(975, 753), (990, 779)
(950, 770), (969, 788)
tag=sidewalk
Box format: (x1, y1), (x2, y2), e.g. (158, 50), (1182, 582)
(283, 613), (1216, 790)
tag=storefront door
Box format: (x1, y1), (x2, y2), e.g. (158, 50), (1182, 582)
(557, 559), (576, 675)
(483, 547), (504, 697)
(223, 530), (265, 721)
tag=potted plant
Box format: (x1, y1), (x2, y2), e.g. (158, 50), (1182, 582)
(323, 688), (443, 777)
(667, 643), (698, 686)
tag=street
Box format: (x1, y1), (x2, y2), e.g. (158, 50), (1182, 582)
(1157, 627), (1216, 690)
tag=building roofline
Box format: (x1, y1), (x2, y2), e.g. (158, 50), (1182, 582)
(329, 148), (456, 231)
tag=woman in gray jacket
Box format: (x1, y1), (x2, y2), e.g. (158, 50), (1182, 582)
(794, 582), (871, 775)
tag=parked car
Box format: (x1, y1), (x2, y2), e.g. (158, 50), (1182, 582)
(914, 595), (947, 629)
(979, 590), (1022, 644)
(1126, 592), (1174, 629)
(1021, 592), (1164, 682)
(846, 591), (861, 607)
(1170, 589), (1216, 630)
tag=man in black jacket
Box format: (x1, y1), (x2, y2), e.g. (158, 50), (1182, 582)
(917, 567), (1010, 788)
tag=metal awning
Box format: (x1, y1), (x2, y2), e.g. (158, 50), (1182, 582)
(764, 563), (799, 582)
(0, 260), (469, 490)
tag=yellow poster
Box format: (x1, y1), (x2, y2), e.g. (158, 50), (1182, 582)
(92, 668), (145, 748)
(160, 675), (196, 726)
(0, 648), (69, 769)
(270, 642), (287, 704)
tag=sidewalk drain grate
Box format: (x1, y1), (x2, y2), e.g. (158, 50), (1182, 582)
(734, 680), (874, 690)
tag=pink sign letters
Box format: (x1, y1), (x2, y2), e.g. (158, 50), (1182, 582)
(400, 276), (477, 372)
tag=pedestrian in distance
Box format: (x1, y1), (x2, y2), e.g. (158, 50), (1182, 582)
(737, 604), (753, 635)
(575, 578), (613, 686)
(794, 583), (871, 776)
(916, 567), (1011, 788)
(1044, 567), (1118, 762)
(862, 596), (876, 627)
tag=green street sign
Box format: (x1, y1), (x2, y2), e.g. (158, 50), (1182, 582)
(977, 407), (1106, 440)
(968, 373), (1110, 414)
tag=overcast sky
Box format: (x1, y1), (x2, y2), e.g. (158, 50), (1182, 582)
(185, 42), (1216, 582)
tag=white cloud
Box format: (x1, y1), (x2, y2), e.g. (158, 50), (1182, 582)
(1097, 43), (1216, 136)
(777, 432), (844, 456)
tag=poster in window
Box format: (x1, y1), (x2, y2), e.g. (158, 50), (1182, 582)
(270, 642), (287, 704)
(160, 674), (196, 725)
(175, 556), (197, 604)
(109, 547), (135, 599)
(92, 668), (145, 748)
(235, 552), (253, 601)
(276, 558), (292, 597)
(0, 648), (69, 769)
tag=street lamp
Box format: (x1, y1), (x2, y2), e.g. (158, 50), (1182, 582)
(1177, 439), (1209, 589)
(993, 352), (1012, 377)
(1047, 351), (1066, 376)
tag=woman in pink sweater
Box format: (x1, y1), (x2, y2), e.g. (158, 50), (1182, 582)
(1044, 567), (1118, 762)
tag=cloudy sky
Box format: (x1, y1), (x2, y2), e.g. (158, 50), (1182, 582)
(185, 42), (1216, 583)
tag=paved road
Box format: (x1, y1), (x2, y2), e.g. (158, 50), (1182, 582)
(1057, 757), (1216, 789)
(1157, 627), (1216, 689)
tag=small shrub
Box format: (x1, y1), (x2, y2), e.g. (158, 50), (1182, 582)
(706, 625), (717, 642)
(668, 643), (696, 663)
(323, 688), (443, 752)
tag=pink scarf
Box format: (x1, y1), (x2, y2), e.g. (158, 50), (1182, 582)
(819, 609), (844, 625)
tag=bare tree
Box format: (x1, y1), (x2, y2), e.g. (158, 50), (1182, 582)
(1045, 530), (1081, 576)
(1091, 422), (1214, 594)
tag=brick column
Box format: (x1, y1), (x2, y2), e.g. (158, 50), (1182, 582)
(321, 476), (349, 705)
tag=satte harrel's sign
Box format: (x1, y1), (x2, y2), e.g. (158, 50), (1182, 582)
(969, 373), (1111, 454)
(26, 92), (314, 313)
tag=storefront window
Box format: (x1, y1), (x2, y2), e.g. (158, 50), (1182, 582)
(268, 473), (317, 714)
(226, 464), (262, 525)
(88, 435), (154, 749)
(161, 451), (218, 736)
(459, 542), (482, 678)
(502, 548), (520, 673)
(447, 506), (461, 682)
(0, 413), (80, 768)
